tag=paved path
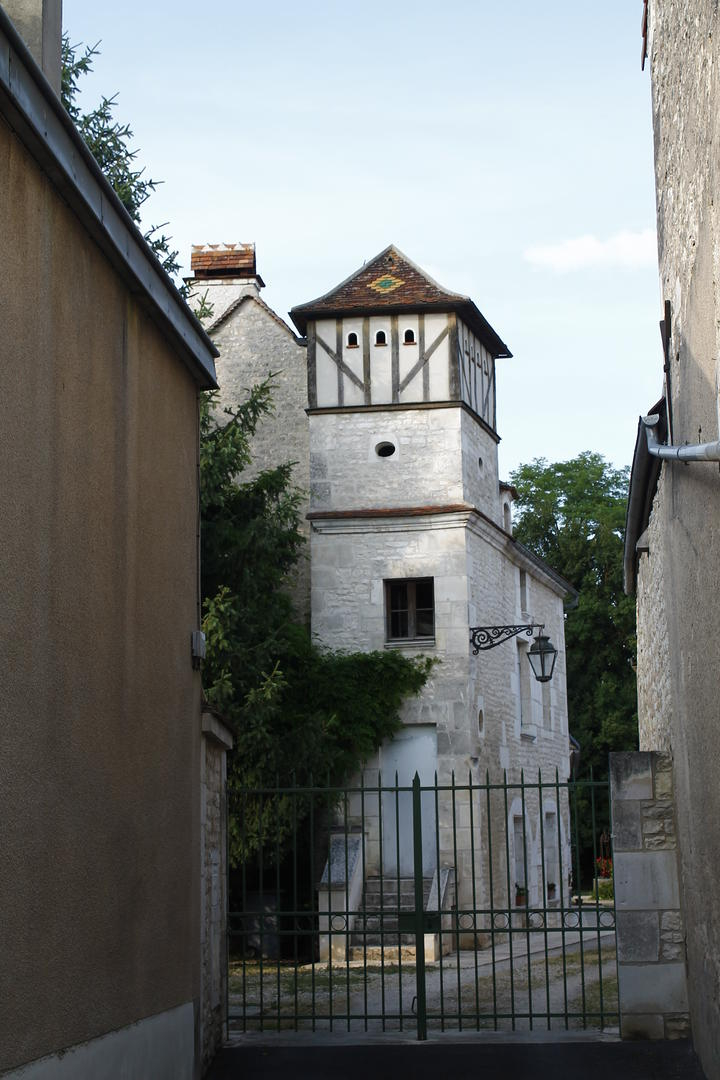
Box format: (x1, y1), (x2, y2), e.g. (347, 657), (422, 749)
(208, 1036), (707, 1079)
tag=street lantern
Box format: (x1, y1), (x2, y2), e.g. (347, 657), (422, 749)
(527, 633), (558, 683)
(469, 623), (559, 683)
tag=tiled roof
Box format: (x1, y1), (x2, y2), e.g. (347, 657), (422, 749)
(191, 243), (262, 281)
(290, 244), (511, 358)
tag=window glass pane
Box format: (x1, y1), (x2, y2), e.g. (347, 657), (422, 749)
(415, 608), (434, 637)
(389, 581), (408, 609)
(415, 579), (433, 608)
(388, 581), (409, 639)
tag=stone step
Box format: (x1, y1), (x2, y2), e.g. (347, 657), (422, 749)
(356, 914), (408, 931)
(350, 934), (417, 948)
(361, 877), (433, 914)
(347, 945), (417, 964)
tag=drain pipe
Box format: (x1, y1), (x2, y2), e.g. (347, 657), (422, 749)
(642, 413), (720, 462)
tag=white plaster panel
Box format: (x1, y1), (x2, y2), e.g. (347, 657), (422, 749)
(426, 313), (450, 400)
(344, 374), (365, 407)
(341, 318), (363, 354)
(398, 313), (420, 393)
(369, 316), (392, 402)
(315, 319), (338, 407)
(340, 322), (364, 405)
(458, 318), (496, 428)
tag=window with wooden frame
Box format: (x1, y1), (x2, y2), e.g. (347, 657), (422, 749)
(384, 577), (435, 643)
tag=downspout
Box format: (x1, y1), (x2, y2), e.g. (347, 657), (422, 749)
(642, 412), (720, 462)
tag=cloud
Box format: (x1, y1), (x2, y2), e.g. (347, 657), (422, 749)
(524, 229), (657, 272)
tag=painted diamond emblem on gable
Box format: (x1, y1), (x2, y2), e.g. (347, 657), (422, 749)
(368, 274), (405, 293)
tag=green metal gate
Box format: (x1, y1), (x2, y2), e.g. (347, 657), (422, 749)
(227, 771), (617, 1038)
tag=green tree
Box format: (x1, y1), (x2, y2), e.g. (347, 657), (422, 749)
(510, 453), (637, 768)
(61, 36), (179, 277)
(510, 452), (636, 885)
(200, 383), (434, 866)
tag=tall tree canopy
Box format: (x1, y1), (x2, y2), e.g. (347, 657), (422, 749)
(61, 36), (179, 277)
(510, 452), (637, 777)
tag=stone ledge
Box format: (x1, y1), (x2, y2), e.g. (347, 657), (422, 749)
(201, 710), (234, 751)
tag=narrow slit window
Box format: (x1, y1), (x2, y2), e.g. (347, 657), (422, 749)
(375, 329), (387, 346)
(347, 331), (359, 348)
(403, 328), (416, 344)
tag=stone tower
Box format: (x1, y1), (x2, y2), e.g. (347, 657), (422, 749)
(290, 246), (573, 899)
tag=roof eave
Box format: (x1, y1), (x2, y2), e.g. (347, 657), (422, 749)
(290, 298), (512, 359)
(624, 398), (666, 594)
(0, 8), (218, 389)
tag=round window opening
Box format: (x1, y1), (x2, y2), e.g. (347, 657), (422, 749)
(375, 441), (396, 458)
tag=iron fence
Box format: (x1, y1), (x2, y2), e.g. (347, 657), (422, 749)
(228, 770), (616, 1039)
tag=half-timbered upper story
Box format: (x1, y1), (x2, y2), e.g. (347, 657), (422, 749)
(290, 245), (511, 432)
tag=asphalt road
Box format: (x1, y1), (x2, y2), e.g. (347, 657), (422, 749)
(208, 1038), (707, 1079)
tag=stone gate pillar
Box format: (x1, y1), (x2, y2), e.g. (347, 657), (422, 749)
(610, 752), (690, 1039)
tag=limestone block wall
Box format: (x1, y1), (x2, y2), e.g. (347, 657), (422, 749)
(459, 408), (502, 525)
(635, 482), (673, 753)
(610, 752), (689, 1040)
(313, 508), (571, 917)
(465, 523), (570, 783)
(309, 408), (468, 513)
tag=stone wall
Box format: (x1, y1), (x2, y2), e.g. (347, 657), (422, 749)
(633, 4), (720, 1072)
(610, 752), (689, 1040)
(199, 712), (233, 1074)
(196, 281), (311, 622)
(635, 479), (673, 753)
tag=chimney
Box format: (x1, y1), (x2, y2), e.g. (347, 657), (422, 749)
(4, 0), (63, 94)
(190, 243), (265, 289)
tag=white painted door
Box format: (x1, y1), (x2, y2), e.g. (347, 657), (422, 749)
(380, 726), (437, 876)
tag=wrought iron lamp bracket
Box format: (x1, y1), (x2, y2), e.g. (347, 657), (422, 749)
(469, 623), (544, 655)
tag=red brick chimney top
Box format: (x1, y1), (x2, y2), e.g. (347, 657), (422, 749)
(190, 243), (264, 284)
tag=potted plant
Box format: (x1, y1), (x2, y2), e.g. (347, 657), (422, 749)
(514, 883), (528, 907)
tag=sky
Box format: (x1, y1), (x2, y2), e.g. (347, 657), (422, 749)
(63, 1), (661, 479)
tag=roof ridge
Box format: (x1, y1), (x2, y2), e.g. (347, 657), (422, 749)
(207, 291), (304, 344)
(291, 243), (469, 314)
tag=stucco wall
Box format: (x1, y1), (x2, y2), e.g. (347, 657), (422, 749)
(0, 114), (202, 1072)
(637, 3), (720, 1072)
